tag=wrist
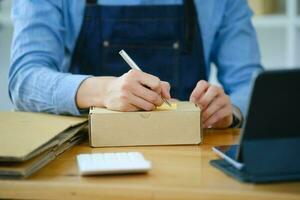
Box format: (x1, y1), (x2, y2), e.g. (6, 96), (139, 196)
(229, 105), (244, 128)
(76, 77), (97, 109)
(76, 76), (115, 109)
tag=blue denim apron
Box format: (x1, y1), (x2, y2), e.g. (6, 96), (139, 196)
(70, 0), (206, 100)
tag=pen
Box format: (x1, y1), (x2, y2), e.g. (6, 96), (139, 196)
(119, 49), (172, 107)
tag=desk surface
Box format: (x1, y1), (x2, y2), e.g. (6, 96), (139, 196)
(0, 129), (300, 200)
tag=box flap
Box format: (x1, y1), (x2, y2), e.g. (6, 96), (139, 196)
(90, 101), (199, 114)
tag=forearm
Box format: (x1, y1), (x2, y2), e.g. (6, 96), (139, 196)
(212, 0), (263, 118)
(9, 65), (90, 115)
(229, 75), (258, 118)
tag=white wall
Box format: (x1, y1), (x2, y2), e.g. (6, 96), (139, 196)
(0, 0), (13, 111)
(0, 26), (13, 111)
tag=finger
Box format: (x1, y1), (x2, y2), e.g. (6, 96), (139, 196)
(161, 81), (171, 99)
(203, 105), (232, 128)
(127, 92), (156, 111)
(189, 80), (210, 103)
(131, 83), (163, 106)
(135, 71), (162, 94)
(114, 97), (140, 112)
(198, 85), (222, 110)
(202, 96), (227, 122)
(120, 103), (140, 112)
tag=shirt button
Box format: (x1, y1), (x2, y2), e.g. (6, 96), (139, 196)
(103, 40), (110, 47)
(173, 41), (180, 50)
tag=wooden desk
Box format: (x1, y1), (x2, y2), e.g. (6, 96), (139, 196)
(0, 129), (300, 200)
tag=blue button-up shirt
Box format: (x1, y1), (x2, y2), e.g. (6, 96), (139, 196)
(9, 0), (262, 116)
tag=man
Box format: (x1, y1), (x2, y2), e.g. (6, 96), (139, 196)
(9, 0), (262, 129)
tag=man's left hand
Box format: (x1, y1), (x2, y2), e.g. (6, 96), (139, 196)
(190, 80), (233, 129)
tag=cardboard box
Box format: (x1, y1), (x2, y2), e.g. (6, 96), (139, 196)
(89, 102), (202, 147)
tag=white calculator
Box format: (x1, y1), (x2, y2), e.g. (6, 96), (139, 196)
(77, 152), (152, 175)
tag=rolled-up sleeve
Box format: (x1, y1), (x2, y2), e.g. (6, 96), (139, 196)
(9, 0), (89, 115)
(211, 0), (263, 116)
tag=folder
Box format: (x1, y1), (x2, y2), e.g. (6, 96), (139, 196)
(0, 111), (88, 179)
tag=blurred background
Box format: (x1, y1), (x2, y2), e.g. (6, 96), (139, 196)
(0, 0), (300, 111)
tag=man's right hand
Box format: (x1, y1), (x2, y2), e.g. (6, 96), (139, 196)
(76, 69), (171, 112)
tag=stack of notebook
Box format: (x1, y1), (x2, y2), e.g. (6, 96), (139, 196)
(0, 111), (88, 179)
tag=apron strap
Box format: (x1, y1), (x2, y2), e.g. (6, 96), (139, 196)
(184, 0), (197, 53)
